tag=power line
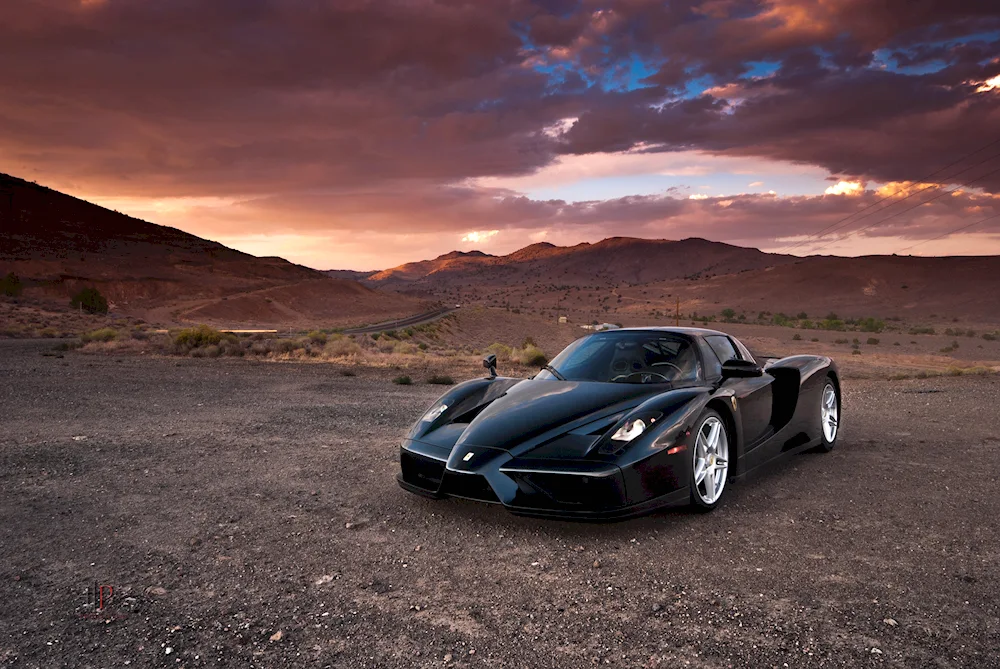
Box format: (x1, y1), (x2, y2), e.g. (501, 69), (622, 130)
(774, 136), (1000, 254)
(801, 162), (1000, 256)
(898, 212), (1000, 254)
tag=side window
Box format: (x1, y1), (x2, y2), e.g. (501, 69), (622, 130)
(705, 335), (740, 364)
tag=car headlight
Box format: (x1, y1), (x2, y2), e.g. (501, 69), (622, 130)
(610, 417), (647, 443)
(421, 403), (448, 423)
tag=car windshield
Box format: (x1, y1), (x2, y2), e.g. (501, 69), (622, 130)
(536, 332), (700, 384)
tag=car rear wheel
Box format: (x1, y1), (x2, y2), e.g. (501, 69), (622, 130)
(689, 409), (730, 512)
(815, 379), (840, 452)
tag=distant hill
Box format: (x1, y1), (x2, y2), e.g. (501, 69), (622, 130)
(0, 173), (427, 327)
(366, 236), (796, 287)
(345, 236), (1000, 326)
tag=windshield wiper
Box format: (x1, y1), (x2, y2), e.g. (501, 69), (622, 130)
(542, 364), (567, 380)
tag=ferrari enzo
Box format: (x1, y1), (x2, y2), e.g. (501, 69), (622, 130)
(397, 327), (840, 519)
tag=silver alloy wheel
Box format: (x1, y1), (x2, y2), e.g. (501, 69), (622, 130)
(821, 383), (839, 442)
(693, 416), (729, 505)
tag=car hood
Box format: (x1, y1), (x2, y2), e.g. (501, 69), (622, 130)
(454, 378), (662, 452)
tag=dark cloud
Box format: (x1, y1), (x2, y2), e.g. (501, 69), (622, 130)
(0, 0), (998, 262)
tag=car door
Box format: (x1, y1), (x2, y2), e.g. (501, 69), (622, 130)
(703, 335), (775, 469)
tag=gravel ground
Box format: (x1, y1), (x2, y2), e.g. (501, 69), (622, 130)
(1, 339), (998, 668)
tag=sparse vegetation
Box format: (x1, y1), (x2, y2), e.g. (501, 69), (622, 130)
(909, 326), (935, 335)
(1, 272), (23, 298)
(792, 333), (801, 340)
(70, 287), (108, 314)
(307, 330), (328, 345)
(81, 327), (118, 343)
(393, 375), (412, 385)
(867, 337), (879, 345)
(426, 374), (454, 385)
(984, 332), (998, 341)
(174, 324), (231, 350)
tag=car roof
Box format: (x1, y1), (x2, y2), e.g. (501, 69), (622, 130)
(600, 326), (730, 338)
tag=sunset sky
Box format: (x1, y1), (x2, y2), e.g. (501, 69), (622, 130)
(1, 0), (999, 269)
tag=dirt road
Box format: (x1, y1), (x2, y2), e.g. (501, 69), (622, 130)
(1, 340), (998, 667)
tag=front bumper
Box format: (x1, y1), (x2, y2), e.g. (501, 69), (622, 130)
(398, 438), (689, 520)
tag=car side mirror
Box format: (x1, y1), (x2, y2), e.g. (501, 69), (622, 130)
(483, 354), (497, 379)
(721, 359), (762, 379)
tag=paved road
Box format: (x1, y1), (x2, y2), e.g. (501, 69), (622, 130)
(342, 306), (457, 334)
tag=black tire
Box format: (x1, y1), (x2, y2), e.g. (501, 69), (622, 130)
(813, 376), (840, 453)
(689, 408), (731, 512)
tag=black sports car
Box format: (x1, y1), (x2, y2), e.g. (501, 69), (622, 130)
(397, 327), (840, 519)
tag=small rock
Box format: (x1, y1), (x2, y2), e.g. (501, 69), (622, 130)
(593, 560), (601, 568)
(270, 630), (283, 642)
(652, 603), (662, 612)
(165, 647), (173, 655)
(870, 647), (883, 655)
(444, 653), (453, 662)
(144, 586), (167, 597)
(883, 618), (898, 627)
(345, 522), (353, 529)
(469, 649), (476, 655)
(72, 436), (88, 441)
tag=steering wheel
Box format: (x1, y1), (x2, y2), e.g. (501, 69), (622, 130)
(611, 371), (670, 383)
(650, 361), (684, 376)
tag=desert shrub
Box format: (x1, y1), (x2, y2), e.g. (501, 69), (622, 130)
(966, 329), (976, 337)
(857, 317), (885, 333)
(825, 312), (839, 320)
(340, 369), (357, 377)
(893, 341), (900, 346)
(174, 324), (229, 349)
(852, 338), (860, 344)
(811, 338), (819, 342)
(273, 339), (301, 355)
(307, 330), (328, 345)
(70, 287), (108, 314)
(325, 337), (362, 358)
(192, 344), (222, 358)
(521, 336), (537, 348)
(1, 272), (23, 298)
(426, 374), (454, 385)
(518, 344), (548, 367)
(819, 319), (845, 331)
(418, 342), (428, 350)
(792, 333), (802, 340)
(834, 338), (848, 344)
(851, 349), (861, 355)
(393, 341), (418, 355)
(371, 333), (380, 340)
(909, 326), (935, 335)
(393, 375), (412, 385)
(983, 332), (998, 341)
(799, 319), (813, 329)
(219, 338), (245, 356)
(796, 312), (808, 320)
(720, 308), (736, 321)
(384, 330), (398, 339)
(81, 327), (118, 343)
(867, 337), (879, 345)
(486, 342), (513, 359)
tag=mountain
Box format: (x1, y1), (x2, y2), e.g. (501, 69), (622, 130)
(0, 173), (427, 327)
(349, 236), (1000, 326)
(366, 236), (796, 288)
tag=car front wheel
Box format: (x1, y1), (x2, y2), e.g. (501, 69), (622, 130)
(689, 409), (730, 511)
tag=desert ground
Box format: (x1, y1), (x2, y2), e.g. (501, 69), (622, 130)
(2, 339), (998, 668)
